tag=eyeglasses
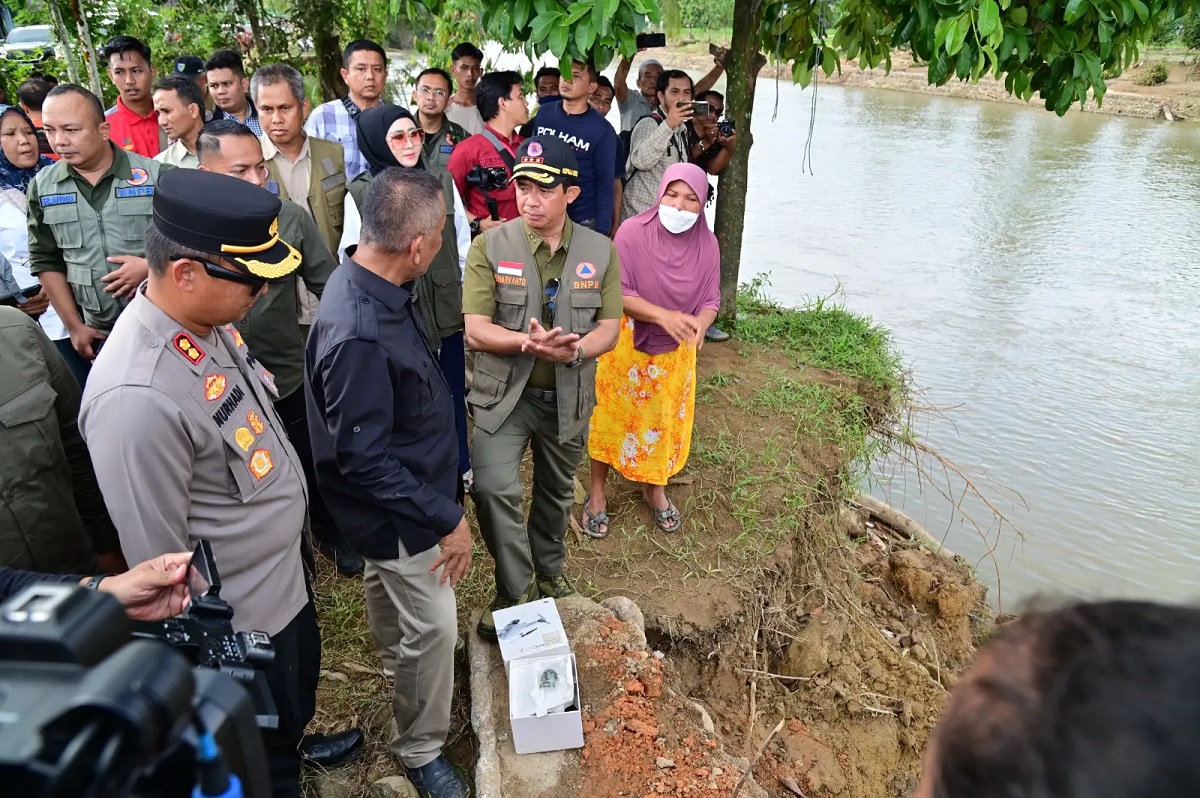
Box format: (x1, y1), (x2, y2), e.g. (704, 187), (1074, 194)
(387, 129), (425, 144)
(544, 278), (560, 317)
(417, 86), (447, 98)
(176, 255), (268, 294)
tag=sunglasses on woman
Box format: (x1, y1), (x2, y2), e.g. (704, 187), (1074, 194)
(387, 129), (425, 144)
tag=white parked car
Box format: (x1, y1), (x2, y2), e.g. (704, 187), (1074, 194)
(2, 25), (61, 64)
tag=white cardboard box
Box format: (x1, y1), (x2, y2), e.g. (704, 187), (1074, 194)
(508, 654), (584, 754)
(493, 597), (571, 674)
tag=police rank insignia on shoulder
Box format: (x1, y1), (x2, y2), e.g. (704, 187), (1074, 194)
(249, 449), (274, 480)
(173, 332), (204, 364)
(204, 374), (227, 401)
(235, 427), (255, 452)
(224, 323), (245, 348)
(246, 410), (265, 434)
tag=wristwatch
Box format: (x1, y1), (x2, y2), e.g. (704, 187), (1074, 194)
(469, 218), (481, 236)
(84, 574), (110, 590)
(566, 345), (586, 369)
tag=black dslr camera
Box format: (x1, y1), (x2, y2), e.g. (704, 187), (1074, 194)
(0, 542), (273, 798)
(717, 119), (736, 139)
(133, 541), (277, 727)
(466, 164), (510, 221)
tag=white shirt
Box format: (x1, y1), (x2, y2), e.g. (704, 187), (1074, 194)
(339, 183), (470, 274)
(0, 193), (66, 340)
(446, 102), (484, 136)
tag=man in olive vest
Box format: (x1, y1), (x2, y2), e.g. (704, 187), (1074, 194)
(28, 84), (171, 373)
(414, 67), (469, 174)
(252, 64), (347, 328)
(196, 120), (363, 578)
(463, 136), (622, 640)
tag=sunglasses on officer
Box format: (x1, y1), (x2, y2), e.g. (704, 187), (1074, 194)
(174, 254), (268, 294)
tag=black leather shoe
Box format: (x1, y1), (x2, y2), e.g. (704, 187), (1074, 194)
(300, 727), (364, 769)
(316, 541), (365, 577)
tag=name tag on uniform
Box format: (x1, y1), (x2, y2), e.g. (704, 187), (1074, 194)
(116, 186), (154, 198)
(40, 194), (77, 207)
(439, 145), (454, 154)
(265, 180), (280, 195)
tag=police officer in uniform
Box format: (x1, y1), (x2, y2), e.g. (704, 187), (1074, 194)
(78, 168), (359, 798)
(463, 136), (623, 639)
(195, 119), (362, 577)
(28, 84), (170, 376)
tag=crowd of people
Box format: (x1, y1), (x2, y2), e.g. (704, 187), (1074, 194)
(6, 27), (1192, 798)
(0, 30), (734, 798)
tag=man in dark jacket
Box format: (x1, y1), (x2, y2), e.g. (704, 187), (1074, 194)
(305, 168), (471, 798)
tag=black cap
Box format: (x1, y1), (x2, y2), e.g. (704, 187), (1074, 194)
(152, 169), (301, 279)
(173, 55), (206, 77)
(509, 136), (579, 188)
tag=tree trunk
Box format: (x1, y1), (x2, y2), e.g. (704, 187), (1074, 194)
(712, 0), (765, 320)
(70, 0), (103, 99)
(313, 27), (345, 102)
(46, 0), (80, 84)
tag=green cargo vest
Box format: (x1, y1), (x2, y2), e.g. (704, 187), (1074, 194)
(420, 117), (468, 174)
(264, 136), (346, 255)
(34, 153), (161, 332)
(347, 170), (463, 343)
(468, 220), (612, 443)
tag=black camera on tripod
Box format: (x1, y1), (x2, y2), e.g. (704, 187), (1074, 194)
(0, 542), (274, 798)
(466, 164), (510, 221)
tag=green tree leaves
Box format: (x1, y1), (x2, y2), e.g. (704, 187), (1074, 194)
(496, 0), (659, 65)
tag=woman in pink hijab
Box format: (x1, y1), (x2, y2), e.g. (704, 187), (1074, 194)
(582, 162), (720, 537)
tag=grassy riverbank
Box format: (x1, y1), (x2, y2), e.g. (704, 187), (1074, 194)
(303, 287), (987, 798)
(663, 36), (1200, 121)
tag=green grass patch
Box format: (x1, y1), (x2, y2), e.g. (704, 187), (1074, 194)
(733, 276), (903, 397)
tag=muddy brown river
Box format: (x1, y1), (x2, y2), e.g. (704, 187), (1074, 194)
(731, 81), (1200, 609)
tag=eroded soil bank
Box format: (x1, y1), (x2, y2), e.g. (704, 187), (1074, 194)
(304, 293), (990, 798)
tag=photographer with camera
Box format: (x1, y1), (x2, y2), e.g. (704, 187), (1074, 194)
(0, 550), (191, 620)
(621, 69), (695, 222)
(447, 71), (529, 237)
(689, 90), (737, 178)
(78, 169), (357, 798)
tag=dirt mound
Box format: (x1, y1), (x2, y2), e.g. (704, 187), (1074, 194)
(572, 614), (766, 798)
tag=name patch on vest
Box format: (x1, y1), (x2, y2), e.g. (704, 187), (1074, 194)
(211, 385), (246, 428)
(40, 193), (77, 207)
(573, 280), (601, 290)
(265, 181), (280, 195)
(439, 145), (454, 154)
(495, 274), (527, 286)
(116, 186), (155, 198)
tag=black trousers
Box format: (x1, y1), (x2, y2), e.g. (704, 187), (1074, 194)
(275, 387), (344, 548)
(262, 600), (321, 798)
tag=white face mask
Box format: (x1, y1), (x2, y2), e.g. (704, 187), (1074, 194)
(658, 204), (699, 234)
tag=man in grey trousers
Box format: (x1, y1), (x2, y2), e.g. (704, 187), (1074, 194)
(304, 167), (472, 798)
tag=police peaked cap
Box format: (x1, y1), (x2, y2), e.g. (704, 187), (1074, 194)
(152, 169), (301, 279)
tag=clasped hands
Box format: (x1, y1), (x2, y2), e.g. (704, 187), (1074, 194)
(521, 318), (582, 363)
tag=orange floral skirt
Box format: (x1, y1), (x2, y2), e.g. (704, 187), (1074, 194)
(588, 316), (697, 486)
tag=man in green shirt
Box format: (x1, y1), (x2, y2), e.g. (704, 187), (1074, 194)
(195, 120), (362, 576)
(413, 67), (469, 174)
(0, 306), (122, 575)
(463, 136), (622, 639)
(29, 84), (170, 370)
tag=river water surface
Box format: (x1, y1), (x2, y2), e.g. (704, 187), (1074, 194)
(733, 82), (1200, 608)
